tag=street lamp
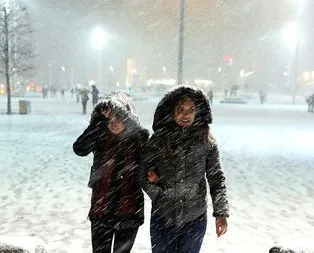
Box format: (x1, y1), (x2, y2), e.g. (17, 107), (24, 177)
(91, 26), (106, 87)
(107, 66), (114, 90)
(286, 24), (299, 104)
(92, 26), (106, 50)
(282, 0), (306, 104)
(282, 22), (298, 50)
(59, 65), (74, 89)
(177, 0), (185, 85)
(162, 66), (167, 78)
(282, 21), (299, 104)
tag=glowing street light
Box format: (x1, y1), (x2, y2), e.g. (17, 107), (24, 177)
(282, 22), (298, 50)
(239, 70), (245, 78)
(282, 21), (300, 104)
(91, 27), (106, 50)
(91, 26), (107, 86)
(162, 66), (167, 78)
(282, 0), (306, 104)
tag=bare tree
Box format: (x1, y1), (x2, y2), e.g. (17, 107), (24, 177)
(0, 0), (34, 114)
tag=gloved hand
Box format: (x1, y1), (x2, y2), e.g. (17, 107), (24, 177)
(96, 118), (109, 135)
(91, 112), (108, 126)
(90, 101), (109, 125)
(89, 109), (109, 138)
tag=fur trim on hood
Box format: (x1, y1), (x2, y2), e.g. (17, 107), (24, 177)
(152, 85), (212, 132)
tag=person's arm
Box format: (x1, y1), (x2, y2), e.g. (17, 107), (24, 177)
(139, 139), (165, 202)
(134, 128), (150, 185)
(139, 135), (178, 204)
(205, 138), (229, 237)
(73, 115), (108, 156)
(205, 140), (229, 218)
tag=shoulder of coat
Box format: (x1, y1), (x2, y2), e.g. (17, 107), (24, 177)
(207, 129), (217, 146)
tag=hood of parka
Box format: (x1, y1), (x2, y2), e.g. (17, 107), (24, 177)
(152, 85), (212, 132)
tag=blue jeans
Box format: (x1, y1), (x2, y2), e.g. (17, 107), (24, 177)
(150, 212), (207, 253)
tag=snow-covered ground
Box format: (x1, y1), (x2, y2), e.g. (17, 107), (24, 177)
(0, 93), (314, 253)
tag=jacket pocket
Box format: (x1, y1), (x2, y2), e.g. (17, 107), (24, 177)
(87, 165), (98, 188)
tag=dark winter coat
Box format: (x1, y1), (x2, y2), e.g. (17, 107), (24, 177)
(91, 86), (99, 105)
(141, 85), (229, 227)
(73, 90), (149, 230)
(80, 89), (89, 104)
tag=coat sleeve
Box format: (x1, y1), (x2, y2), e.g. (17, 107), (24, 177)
(205, 141), (230, 218)
(139, 139), (164, 203)
(72, 121), (107, 156)
(134, 129), (150, 185)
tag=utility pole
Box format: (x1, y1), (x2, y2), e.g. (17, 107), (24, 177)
(177, 0), (185, 85)
(291, 34), (300, 104)
(291, 1), (303, 104)
(71, 66), (74, 89)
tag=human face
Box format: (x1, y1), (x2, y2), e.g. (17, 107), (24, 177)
(107, 115), (126, 135)
(174, 99), (197, 127)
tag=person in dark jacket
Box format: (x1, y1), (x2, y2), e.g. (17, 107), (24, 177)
(259, 89), (267, 104)
(80, 88), (89, 114)
(306, 93), (314, 112)
(141, 85), (229, 253)
(91, 84), (100, 107)
(207, 89), (213, 104)
(73, 89), (149, 253)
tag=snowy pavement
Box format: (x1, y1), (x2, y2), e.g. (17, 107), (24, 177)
(0, 94), (314, 252)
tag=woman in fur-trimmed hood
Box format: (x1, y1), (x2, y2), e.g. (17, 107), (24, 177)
(141, 85), (229, 253)
(73, 89), (149, 253)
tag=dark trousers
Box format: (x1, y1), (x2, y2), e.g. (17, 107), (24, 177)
(91, 220), (139, 253)
(150, 212), (207, 253)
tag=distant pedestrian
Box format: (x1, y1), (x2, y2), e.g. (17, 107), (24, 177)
(70, 88), (74, 98)
(42, 86), (48, 99)
(259, 89), (267, 104)
(51, 86), (57, 97)
(80, 88), (89, 114)
(224, 88), (228, 97)
(61, 88), (65, 98)
(230, 84), (238, 96)
(306, 93), (314, 112)
(91, 85), (99, 107)
(75, 87), (80, 103)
